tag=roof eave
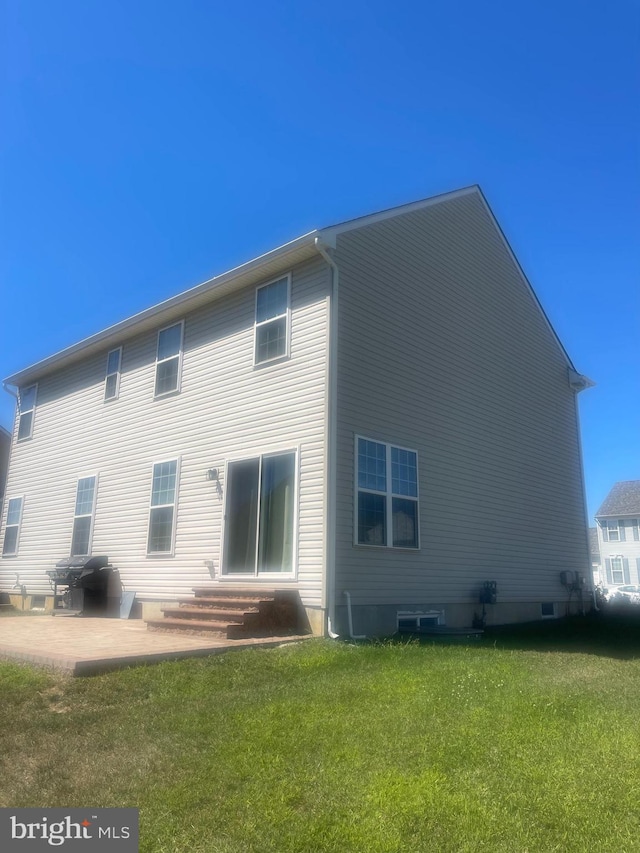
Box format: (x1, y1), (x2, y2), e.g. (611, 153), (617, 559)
(4, 230), (320, 387)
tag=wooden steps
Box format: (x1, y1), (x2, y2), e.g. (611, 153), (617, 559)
(146, 586), (308, 639)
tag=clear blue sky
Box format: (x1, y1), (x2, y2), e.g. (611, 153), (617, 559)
(1, 0), (638, 521)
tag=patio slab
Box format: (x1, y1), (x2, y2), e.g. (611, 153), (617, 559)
(0, 614), (310, 676)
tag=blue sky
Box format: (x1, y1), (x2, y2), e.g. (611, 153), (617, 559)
(1, 0), (638, 521)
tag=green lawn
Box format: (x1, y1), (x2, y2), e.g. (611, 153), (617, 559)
(1, 616), (640, 852)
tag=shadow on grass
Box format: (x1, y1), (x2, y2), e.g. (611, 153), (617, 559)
(481, 609), (640, 660)
(379, 608), (640, 660)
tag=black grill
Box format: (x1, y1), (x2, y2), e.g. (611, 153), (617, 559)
(47, 556), (121, 616)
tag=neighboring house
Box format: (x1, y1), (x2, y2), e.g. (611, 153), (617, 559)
(0, 186), (593, 636)
(595, 481), (640, 589)
(0, 425), (10, 506)
(588, 527), (602, 587)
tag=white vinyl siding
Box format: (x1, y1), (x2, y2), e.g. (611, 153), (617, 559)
(147, 460), (179, 554)
(0, 255), (328, 605)
(104, 348), (122, 401)
(254, 275), (290, 364)
(334, 190), (589, 606)
(70, 476), (97, 556)
(17, 385), (37, 441)
(154, 322), (184, 397)
(2, 497), (24, 556)
(356, 437), (419, 549)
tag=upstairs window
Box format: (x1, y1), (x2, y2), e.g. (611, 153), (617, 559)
(17, 384), (37, 441)
(2, 497), (24, 556)
(104, 348), (122, 401)
(71, 476), (97, 556)
(356, 437), (419, 549)
(155, 322), (184, 397)
(602, 520), (625, 542)
(255, 276), (290, 364)
(148, 460), (179, 554)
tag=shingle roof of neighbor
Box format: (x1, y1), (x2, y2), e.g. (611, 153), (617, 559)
(596, 481), (640, 517)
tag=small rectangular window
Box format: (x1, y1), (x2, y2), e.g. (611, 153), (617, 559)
(254, 276), (290, 364)
(541, 602), (555, 618)
(104, 348), (122, 401)
(17, 385), (37, 441)
(71, 476), (97, 556)
(155, 322), (183, 397)
(356, 437), (419, 548)
(607, 521), (620, 541)
(2, 497), (24, 556)
(148, 460), (179, 553)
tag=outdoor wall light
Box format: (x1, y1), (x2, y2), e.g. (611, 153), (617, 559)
(206, 468), (219, 481)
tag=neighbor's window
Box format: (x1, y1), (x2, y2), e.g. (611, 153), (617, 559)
(356, 437), (419, 548)
(255, 276), (290, 364)
(2, 497), (24, 556)
(155, 322), (184, 397)
(541, 602), (555, 618)
(611, 556), (625, 585)
(104, 348), (122, 401)
(603, 520), (625, 542)
(148, 460), (179, 553)
(17, 384), (37, 441)
(71, 476), (97, 556)
(224, 451), (296, 574)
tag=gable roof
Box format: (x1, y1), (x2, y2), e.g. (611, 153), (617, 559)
(596, 481), (640, 517)
(4, 185), (578, 387)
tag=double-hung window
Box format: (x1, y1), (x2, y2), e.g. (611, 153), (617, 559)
(254, 276), (290, 364)
(104, 348), (122, 401)
(610, 557), (625, 585)
(224, 451), (296, 574)
(17, 385), (37, 441)
(2, 497), (24, 556)
(71, 476), (97, 556)
(602, 520), (625, 542)
(148, 460), (179, 554)
(356, 437), (419, 548)
(155, 322), (183, 397)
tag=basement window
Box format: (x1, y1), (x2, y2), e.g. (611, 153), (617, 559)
(541, 602), (556, 618)
(397, 610), (444, 631)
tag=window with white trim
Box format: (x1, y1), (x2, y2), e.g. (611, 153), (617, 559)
(2, 497), (24, 556)
(104, 348), (122, 401)
(148, 460), (179, 553)
(71, 476), (97, 556)
(154, 322), (183, 397)
(603, 519), (628, 542)
(17, 384), (37, 441)
(356, 437), (419, 548)
(611, 556), (625, 585)
(224, 451), (296, 574)
(254, 276), (290, 364)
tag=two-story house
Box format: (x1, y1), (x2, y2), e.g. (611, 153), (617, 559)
(0, 186), (593, 636)
(595, 481), (640, 589)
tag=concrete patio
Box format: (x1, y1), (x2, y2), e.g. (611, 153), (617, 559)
(0, 614), (310, 676)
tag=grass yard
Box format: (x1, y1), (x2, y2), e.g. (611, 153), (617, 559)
(1, 616), (640, 852)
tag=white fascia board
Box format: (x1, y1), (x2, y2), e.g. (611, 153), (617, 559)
(4, 230), (319, 386)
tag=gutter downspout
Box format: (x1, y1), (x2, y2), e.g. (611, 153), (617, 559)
(344, 591), (366, 640)
(315, 238), (340, 639)
(569, 370), (597, 611)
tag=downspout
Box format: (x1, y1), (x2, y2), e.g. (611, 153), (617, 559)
(315, 238), (340, 638)
(568, 369), (597, 611)
(344, 591), (366, 640)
